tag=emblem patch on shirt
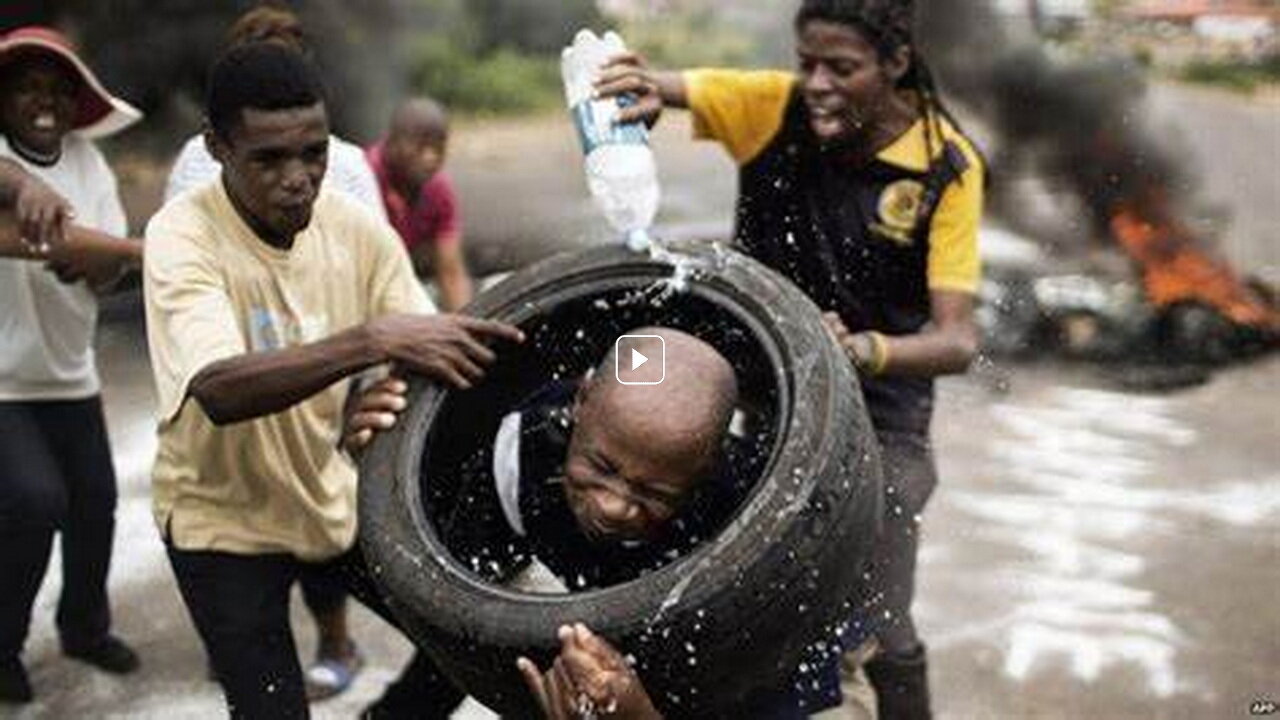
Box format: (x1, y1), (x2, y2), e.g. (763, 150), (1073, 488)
(872, 179), (926, 246)
(249, 307), (329, 351)
(249, 307), (284, 351)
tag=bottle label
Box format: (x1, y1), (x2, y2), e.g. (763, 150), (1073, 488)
(571, 94), (649, 155)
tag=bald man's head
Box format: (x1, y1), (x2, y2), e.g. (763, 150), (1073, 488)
(383, 96), (450, 195)
(561, 328), (738, 544)
(586, 328), (737, 454)
(389, 97), (449, 144)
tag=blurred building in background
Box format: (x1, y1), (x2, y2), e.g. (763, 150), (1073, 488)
(1126, 0), (1278, 60)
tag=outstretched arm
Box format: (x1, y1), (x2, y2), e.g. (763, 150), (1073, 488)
(2, 207), (143, 290)
(190, 314), (522, 426)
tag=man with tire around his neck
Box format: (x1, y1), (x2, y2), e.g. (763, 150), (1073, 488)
(143, 43), (523, 718)
(349, 329), (856, 718)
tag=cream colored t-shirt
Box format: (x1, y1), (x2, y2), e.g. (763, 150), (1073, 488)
(144, 181), (432, 560)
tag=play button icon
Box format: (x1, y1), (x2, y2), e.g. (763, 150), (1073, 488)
(616, 335), (665, 385)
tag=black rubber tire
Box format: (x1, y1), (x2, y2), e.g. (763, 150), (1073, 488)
(358, 241), (883, 717)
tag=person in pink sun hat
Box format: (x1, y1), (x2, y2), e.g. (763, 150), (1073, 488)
(0, 26), (141, 140)
(0, 25), (145, 706)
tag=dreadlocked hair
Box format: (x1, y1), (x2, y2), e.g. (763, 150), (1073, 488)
(794, 0), (968, 171)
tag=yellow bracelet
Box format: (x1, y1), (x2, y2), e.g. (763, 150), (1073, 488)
(866, 331), (890, 376)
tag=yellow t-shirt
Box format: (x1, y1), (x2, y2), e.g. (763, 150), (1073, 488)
(144, 181), (432, 560)
(684, 68), (984, 294)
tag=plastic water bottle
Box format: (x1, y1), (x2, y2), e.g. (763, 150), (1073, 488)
(562, 29), (660, 252)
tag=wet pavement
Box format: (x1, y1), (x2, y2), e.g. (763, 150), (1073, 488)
(4, 84), (1277, 719)
(927, 359), (1279, 719)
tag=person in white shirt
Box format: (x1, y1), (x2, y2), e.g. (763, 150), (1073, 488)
(0, 26), (144, 706)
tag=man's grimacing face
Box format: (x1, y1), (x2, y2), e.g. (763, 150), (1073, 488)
(559, 381), (720, 545)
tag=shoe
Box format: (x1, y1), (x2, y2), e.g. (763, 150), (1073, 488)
(63, 635), (140, 674)
(0, 657), (34, 704)
(865, 644), (932, 720)
(304, 644), (364, 702)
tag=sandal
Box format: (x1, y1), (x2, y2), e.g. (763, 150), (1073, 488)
(304, 645), (364, 701)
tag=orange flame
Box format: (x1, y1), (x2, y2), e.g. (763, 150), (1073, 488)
(1110, 207), (1277, 329)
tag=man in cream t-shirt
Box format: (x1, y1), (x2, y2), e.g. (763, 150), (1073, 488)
(144, 43), (522, 718)
(160, 5), (389, 699)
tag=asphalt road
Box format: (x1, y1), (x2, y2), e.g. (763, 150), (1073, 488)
(4, 83), (1276, 719)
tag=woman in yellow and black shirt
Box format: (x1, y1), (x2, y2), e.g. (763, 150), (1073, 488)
(598, 1), (984, 717)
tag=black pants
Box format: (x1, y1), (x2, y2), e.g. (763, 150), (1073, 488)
(867, 429), (938, 656)
(194, 562), (347, 674)
(296, 565), (347, 619)
(167, 543), (464, 720)
(0, 397), (118, 661)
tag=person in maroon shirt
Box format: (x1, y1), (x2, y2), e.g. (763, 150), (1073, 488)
(366, 97), (474, 311)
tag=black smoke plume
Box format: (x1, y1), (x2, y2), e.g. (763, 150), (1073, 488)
(916, 0), (1194, 241)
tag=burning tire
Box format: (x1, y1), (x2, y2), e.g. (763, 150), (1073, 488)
(358, 241), (883, 717)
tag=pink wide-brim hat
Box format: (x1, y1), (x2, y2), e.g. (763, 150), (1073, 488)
(0, 26), (142, 139)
